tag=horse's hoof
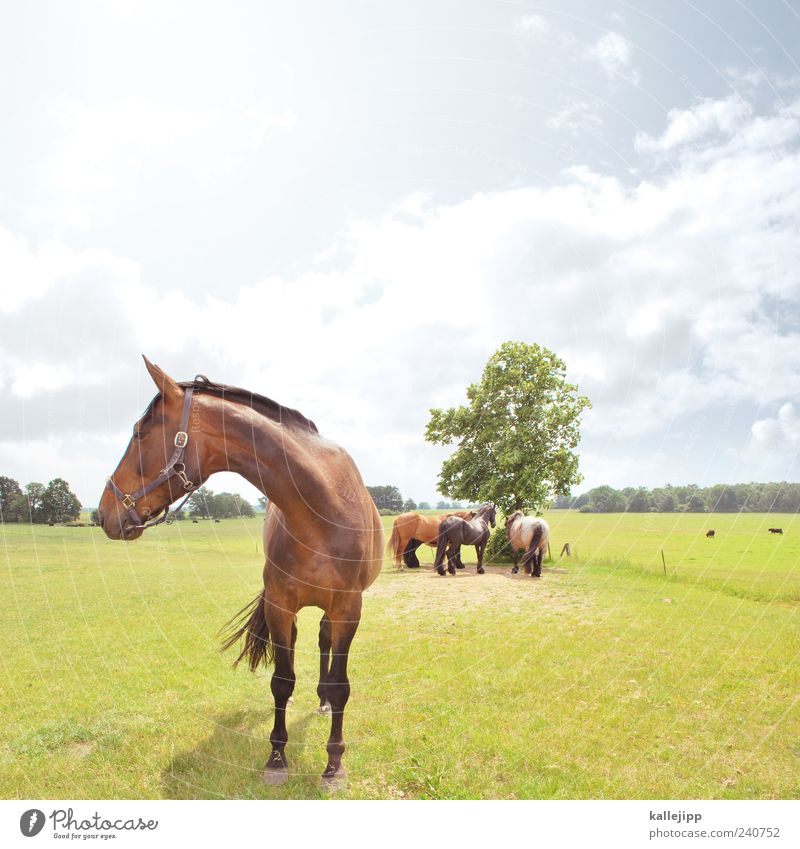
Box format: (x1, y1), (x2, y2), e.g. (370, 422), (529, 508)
(287, 696), (293, 707)
(456, 563), (465, 570)
(448, 566), (456, 575)
(318, 701), (332, 715)
(511, 567), (518, 574)
(436, 567), (446, 576)
(263, 760), (289, 785)
(321, 766), (347, 793)
(477, 567), (485, 575)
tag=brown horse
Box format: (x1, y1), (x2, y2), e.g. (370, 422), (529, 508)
(434, 503), (497, 575)
(97, 357), (383, 788)
(388, 510), (473, 568)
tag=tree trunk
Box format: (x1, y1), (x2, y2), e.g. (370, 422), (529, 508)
(514, 495), (523, 511)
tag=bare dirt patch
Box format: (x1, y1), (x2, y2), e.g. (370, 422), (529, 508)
(366, 563), (592, 617)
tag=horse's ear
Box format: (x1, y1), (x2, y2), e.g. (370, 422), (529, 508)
(142, 355), (182, 402)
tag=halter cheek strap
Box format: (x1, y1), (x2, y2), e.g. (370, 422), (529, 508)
(106, 376), (208, 531)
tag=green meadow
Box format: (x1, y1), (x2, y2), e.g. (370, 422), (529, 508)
(1, 511), (798, 799)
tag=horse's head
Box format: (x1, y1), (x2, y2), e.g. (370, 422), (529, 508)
(97, 357), (204, 541)
(477, 503), (496, 527)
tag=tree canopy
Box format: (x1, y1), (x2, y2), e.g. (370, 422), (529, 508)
(425, 341), (591, 513)
(0, 476), (81, 523)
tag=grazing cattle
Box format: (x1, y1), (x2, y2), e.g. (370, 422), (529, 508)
(192, 519), (199, 524)
(706, 529), (715, 538)
(768, 527), (783, 535)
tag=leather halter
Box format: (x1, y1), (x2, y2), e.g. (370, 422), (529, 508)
(106, 375), (208, 532)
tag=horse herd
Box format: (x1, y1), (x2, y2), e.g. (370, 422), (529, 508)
(388, 503), (551, 577)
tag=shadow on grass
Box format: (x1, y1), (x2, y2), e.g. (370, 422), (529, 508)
(162, 706), (329, 799)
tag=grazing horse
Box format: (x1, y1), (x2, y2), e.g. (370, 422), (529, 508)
(388, 510), (473, 568)
(97, 357), (383, 789)
(433, 504), (496, 575)
(506, 511), (550, 577)
(706, 529), (715, 538)
(768, 527), (783, 535)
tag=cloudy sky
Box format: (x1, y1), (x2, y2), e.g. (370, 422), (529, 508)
(1, 0), (799, 507)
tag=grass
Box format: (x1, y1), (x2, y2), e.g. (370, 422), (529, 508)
(1, 512), (798, 799)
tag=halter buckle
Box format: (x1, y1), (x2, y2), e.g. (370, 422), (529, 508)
(174, 431), (188, 448)
(121, 494), (136, 511)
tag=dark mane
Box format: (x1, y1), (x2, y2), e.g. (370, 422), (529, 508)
(178, 379), (319, 434)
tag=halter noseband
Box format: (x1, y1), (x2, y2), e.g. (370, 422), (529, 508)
(106, 375), (209, 532)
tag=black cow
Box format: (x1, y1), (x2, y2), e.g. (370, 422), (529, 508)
(705, 529), (715, 538)
(768, 527), (783, 535)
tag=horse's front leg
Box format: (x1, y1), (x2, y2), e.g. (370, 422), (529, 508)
(511, 548), (520, 574)
(476, 542), (486, 575)
(263, 603), (296, 785)
(322, 597), (362, 789)
(317, 614), (332, 715)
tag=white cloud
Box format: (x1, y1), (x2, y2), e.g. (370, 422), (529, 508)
(2, 92), (799, 502)
(586, 32), (639, 84)
(514, 15), (548, 34)
(635, 95), (751, 153)
(751, 403), (800, 452)
(546, 101), (603, 133)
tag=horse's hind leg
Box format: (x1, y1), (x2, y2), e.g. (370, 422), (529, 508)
(403, 537), (422, 568)
(263, 603), (296, 785)
(447, 543), (457, 575)
(322, 597), (362, 789)
(317, 614), (332, 715)
(533, 549), (542, 578)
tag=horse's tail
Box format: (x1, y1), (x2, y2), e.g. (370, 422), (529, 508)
(521, 523), (546, 571)
(387, 520), (404, 567)
(219, 589), (273, 671)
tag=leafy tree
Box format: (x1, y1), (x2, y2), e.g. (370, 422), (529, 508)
(188, 485), (215, 519)
(90, 509), (100, 525)
(257, 496), (268, 512)
(210, 492), (255, 519)
(23, 482), (46, 522)
(436, 500), (450, 509)
(366, 485), (403, 511)
(402, 498), (417, 511)
(40, 478), (82, 523)
(587, 485), (626, 513)
(686, 494), (707, 513)
(425, 341), (591, 513)
(0, 476), (22, 522)
(626, 488), (651, 513)
(418, 501), (431, 510)
(655, 491), (677, 512)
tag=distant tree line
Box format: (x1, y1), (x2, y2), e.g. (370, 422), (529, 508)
(552, 482), (800, 513)
(0, 475), (82, 524)
(186, 486), (255, 519)
(367, 485), (480, 515)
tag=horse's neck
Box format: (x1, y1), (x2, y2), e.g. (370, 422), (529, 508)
(200, 395), (341, 524)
